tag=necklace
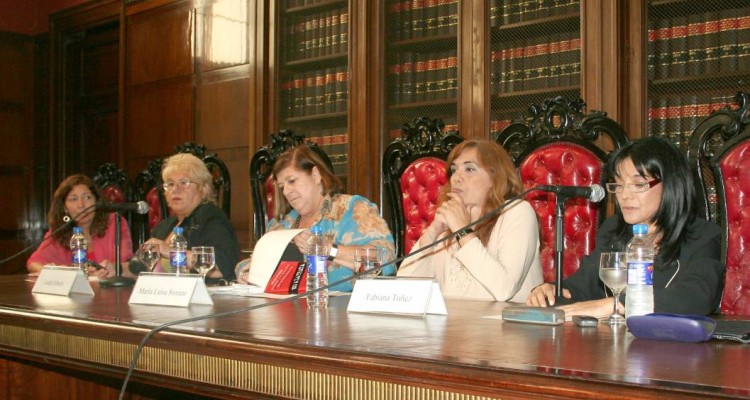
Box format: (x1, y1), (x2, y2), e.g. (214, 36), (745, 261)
(292, 196), (333, 229)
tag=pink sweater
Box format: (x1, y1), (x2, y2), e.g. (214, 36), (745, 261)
(27, 214), (133, 268)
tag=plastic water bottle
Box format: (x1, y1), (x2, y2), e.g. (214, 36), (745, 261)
(70, 226), (88, 275)
(625, 224), (655, 318)
(169, 226), (188, 275)
(306, 226), (329, 309)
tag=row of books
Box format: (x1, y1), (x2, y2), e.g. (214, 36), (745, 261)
(648, 94), (739, 150)
(648, 12), (750, 80)
(279, 66), (350, 119)
(302, 129), (349, 177)
(387, 50), (458, 105)
(490, 0), (580, 27)
(283, 7), (349, 62)
(387, 0), (458, 41)
(490, 32), (581, 94)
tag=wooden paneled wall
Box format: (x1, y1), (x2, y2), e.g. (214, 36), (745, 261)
(124, 0), (253, 246)
(0, 32), (42, 275)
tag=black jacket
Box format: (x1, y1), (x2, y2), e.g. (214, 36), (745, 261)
(151, 202), (240, 281)
(564, 217), (725, 315)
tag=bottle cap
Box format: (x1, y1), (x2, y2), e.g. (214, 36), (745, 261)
(73, 226), (83, 234)
(632, 224), (648, 235)
(310, 225), (322, 235)
(173, 226), (184, 235)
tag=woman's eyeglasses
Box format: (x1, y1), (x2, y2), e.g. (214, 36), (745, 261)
(605, 179), (661, 194)
(162, 179), (196, 191)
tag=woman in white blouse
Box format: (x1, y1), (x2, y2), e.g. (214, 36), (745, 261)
(397, 139), (543, 302)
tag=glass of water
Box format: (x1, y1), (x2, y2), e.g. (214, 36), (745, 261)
(191, 246), (216, 280)
(599, 251), (628, 325)
(138, 242), (161, 272)
(354, 247), (382, 278)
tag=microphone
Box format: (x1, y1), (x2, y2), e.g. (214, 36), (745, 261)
(97, 201), (149, 215)
(534, 184), (606, 202)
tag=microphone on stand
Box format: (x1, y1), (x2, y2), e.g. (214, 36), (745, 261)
(99, 202), (147, 288)
(534, 184), (606, 202)
(533, 184), (606, 301)
(97, 201), (149, 215)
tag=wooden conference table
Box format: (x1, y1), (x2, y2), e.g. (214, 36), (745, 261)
(0, 274), (748, 399)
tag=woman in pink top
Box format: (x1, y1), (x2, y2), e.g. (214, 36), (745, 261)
(26, 174), (133, 278)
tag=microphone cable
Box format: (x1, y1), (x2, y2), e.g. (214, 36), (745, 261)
(0, 205), (96, 265)
(116, 187), (536, 399)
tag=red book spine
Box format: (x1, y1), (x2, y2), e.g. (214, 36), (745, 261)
(339, 8), (349, 54)
(292, 75), (305, 117)
(324, 68), (336, 114)
(703, 12), (721, 74)
(671, 16), (688, 76)
(401, 52), (415, 103)
(719, 12), (738, 73)
(655, 18), (671, 80)
(445, 51), (458, 99)
(737, 15), (750, 71)
(414, 54), (427, 102)
(435, 52), (448, 99)
(335, 67), (349, 113)
(424, 0), (439, 37)
(388, 61), (402, 104)
(411, 0), (425, 38)
(686, 14), (703, 76)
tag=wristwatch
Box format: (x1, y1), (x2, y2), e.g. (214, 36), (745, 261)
(454, 228), (474, 242)
(328, 243), (339, 261)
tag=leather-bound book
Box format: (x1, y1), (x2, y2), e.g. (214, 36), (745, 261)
(703, 11), (720, 74)
(718, 11), (737, 73)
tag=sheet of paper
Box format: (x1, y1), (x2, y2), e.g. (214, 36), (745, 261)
(247, 228), (304, 287)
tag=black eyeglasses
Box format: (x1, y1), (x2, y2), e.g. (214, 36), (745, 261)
(605, 179), (661, 194)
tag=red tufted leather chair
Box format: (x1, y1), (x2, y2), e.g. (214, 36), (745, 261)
(249, 130), (334, 243)
(687, 92), (750, 315)
(496, 97), (629, 283)
(383, 117), (464, 259)
(93, 163), (131, 205)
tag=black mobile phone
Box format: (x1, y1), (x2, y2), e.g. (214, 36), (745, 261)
(84, 260), (104, 270)
(573, 315), (599, 327)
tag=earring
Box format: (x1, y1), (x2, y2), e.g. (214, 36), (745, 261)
(63, 214), (71, 223)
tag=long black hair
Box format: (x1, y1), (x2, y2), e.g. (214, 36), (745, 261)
(607, 136), (696, 269)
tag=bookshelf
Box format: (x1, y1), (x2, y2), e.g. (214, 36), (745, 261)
(384, 0), (460, 141)
(647, 0), (750, 150)
(277, 0), (350, 186)
(489, 0), (582, 139)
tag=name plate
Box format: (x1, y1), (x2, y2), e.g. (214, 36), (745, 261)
(348, 278), (447, 316)
(129, 273), (213, 307)
(32, 266), (94, 297)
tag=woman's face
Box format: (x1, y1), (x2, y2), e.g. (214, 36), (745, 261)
(65, 184), (97, 228)
(276, 166), (323, 218)
(614, 158), (663, 233)
(449, 148), (493, 210)
(163, 170), (204, 220)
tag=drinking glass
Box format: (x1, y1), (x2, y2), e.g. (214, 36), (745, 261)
(191, 246), (216, 280)
(355, 247), (382, 278)
(138, 242), (161, 272)
(599, 252), (628, 325)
